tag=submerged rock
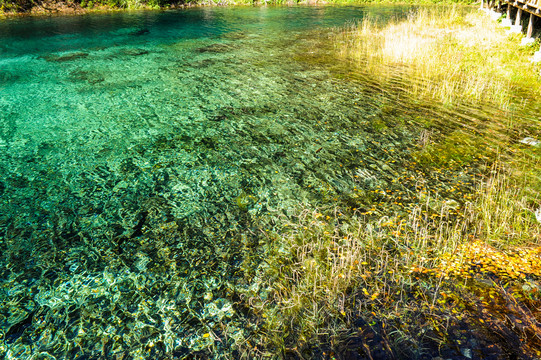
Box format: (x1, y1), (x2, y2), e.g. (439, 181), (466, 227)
(116, 48), (150, 57)
(519, 137), (540, 147)
(41, 52), (89, 62)
(196, 43), (233, 53)
(132, 28), (150, 36)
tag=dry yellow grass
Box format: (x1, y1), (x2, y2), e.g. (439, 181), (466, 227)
(336, 6), (538, 108)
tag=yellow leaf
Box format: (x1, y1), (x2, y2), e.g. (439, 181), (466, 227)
(362, 288), (369, 296)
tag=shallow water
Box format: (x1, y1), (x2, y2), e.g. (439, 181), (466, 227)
(0, 5), (539, 359)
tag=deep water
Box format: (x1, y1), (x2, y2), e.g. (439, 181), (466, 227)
(0, 5), (539, 359)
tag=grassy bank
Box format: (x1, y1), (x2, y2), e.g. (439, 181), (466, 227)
(0, 0), (475, 16)
(234, 6), (541, 358)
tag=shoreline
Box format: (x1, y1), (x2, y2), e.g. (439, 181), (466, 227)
(0, 0), (471, 18)
(1, 0), (302, 18)
(0, 2), (212, 18)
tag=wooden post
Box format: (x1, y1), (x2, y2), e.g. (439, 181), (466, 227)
(507, 3), (512, 19)
(527, 12), (535, 37)
(515, 8), (523, 26)
(497, 0), (501, 11)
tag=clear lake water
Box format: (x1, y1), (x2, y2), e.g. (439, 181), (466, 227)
(0, 5), (539, 359)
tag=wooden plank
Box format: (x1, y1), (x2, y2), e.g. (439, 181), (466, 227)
(503, 0), (541, 16)
(527, 11), (535, 37)
(516, 7), (523, 26)
(505, 0), (541, 13)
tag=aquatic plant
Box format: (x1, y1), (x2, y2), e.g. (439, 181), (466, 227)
(231, 6), (541, 357)
(336, 5), (541, 109)
(242, 160), (540, 357)
(1, 4), (539, 359)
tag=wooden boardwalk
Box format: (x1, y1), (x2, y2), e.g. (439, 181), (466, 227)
(506, 0), (541, 15)
(482, 0), (541, 38)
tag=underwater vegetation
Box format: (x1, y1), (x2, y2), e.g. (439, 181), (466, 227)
(0, 4), (540, 360)
(239, 5), (541, 359)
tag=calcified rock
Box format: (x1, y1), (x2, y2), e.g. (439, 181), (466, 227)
(41, 51), (89, 62)
(519, 137), (540, 147)
(501, 18), (513, 27)
(521, 37), (535, 46)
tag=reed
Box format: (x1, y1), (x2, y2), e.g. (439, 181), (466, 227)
(244, 6), (541, 356)
(245, 159), (540, 356)
(336, 5), (540, 108)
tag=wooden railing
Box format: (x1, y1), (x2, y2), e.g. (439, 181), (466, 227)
(504, 0), (541, 14)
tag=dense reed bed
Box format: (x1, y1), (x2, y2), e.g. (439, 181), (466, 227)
(336, 6), (540, 108)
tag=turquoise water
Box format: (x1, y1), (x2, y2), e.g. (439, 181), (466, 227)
(0, 5), (539, 359)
